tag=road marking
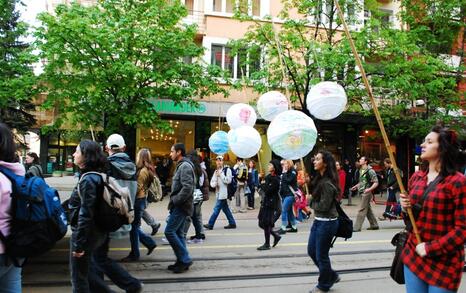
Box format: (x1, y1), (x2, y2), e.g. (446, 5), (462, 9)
(51, 239), (391, 252)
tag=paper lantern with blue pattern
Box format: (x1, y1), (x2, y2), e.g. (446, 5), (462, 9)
(208, 131), (229, 155)
(227, 126), (262, 158)
(267, 110), (317, 160)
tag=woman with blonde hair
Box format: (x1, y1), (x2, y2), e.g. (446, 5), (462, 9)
(122, 148), (157, 262)
(278, 159), (298, 234)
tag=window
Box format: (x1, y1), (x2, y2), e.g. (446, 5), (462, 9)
(211, 44), (261, 79)
(212, 0), (261, 16)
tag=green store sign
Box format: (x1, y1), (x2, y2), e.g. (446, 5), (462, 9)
(151, 99), (207, 114)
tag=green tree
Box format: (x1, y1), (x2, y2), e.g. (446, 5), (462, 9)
(0, 0), (39, 133)
(230, 0), (464, 139)
(35, 0), (227, 134)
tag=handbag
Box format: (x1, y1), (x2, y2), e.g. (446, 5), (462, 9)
(390, 175), (440, 284)
(390, 230), (408, 284)
(330, 199), (353, 247)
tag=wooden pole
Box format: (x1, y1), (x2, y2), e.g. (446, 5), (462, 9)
(334, 0), (421, 243)
(300, 157), (310, 195)
(89, 125), (95, 142)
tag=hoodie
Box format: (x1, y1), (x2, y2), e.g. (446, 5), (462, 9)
(107, 152), (137, 238)
(0, 161), (25, 254)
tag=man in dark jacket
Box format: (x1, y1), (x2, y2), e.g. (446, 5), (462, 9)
(91, 134), (143, 293)
(165, 143), (195, 273)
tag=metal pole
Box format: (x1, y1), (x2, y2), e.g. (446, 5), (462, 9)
(334, 0), (421, 243)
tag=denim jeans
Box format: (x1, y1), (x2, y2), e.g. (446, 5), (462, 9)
(281, 195), (297, 228)
(70, 229), (107, 293)
(0, 255), (21, 293)
(404, 265), (456, 293)
(307, 219), (339, 291)
(92, 235), (142, 292)
(208, 199), (236, 227)
(130, 198), (156, 258)
(164, 207), (192, 264)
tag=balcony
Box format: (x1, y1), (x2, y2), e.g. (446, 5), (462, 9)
(183, 10), (206, 34)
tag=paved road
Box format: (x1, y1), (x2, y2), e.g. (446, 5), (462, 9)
(22, 177), (465, 292)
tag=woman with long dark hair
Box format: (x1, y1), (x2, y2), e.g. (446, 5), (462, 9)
(257, 159), (282, 250)
(68, 140), (109, 292)
(307, 150), (341, 293)
(400, 126), (465, 293)
(0, 123), (25, 291)
(122, 148), (157, 262)
(25, 152), (43, 178)
(246, 160), (259, 210)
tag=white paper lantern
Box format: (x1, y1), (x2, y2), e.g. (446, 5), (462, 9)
(226, 103), (257, 129)
(267, 110), (318, 160)
(208, 131), (229, 155)
(306, 81), (347, 120)
(227, 126), (262, 158)
(257, 91), (289, 121)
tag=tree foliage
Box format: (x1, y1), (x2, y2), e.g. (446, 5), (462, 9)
(35, 0), (227, 134)
(0, 0), (39, 133)
(230, 0), (464, 139)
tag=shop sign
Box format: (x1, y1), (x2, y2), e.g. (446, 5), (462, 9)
(151, 99), (236, 118)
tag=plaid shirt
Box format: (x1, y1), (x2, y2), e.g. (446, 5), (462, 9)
(401, 171), (466, 290)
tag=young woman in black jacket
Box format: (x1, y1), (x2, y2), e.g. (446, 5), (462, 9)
(68, 140), (109, 293)
(257, 159), (283, 250)
(278, 159), (299, 234)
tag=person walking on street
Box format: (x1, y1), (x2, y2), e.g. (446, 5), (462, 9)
(308, 150), (341, 293)
(122, 148), (157, 262)
(400, 126), (466, 293)
(68, 140), (110, 292)
(0, 123), (25, 292)
(204, 156), (237, 230)
(246, 160), (259, 210)
(92, 134), (143, 293)
(257, 159), (282, 250)
(335, 161), (346, 203)
(351, 156), (379, 232)
(278, 160), (298, 234)
(165, 143), (195, 273)
(184, 150), (208, 243)
(379, 158), (403, 220)
(25, 152), (43, 178)
(234, 158), (248, 213)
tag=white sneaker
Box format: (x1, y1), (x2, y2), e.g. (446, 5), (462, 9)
(187, 238), (203, 244)
(161, 237), (170, 245)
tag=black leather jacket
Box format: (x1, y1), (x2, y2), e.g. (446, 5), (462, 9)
(279, 168), (298, 197)
(68, 172), (104, 252)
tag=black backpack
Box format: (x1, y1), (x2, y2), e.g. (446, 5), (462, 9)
(223, 167), (237, 200)
(331, 199), (353, 247)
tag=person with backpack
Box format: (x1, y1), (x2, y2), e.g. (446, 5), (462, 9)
(91, 134), (143, 293)
(122, 148), (157, 262)
(165, 143), (195, 273)
(400, 126), (465, 293)
(307, 150), (341, 293)
(25, 152), (43, 178)
(350, 156), (379, 232)
(233, 158), (248, 213)
(257, 159), (282, 250)
(0, 123), (25, 292)
(204, 155), (237, 230)
(68, 140), (111, 292)
(184, 150), (209, 243)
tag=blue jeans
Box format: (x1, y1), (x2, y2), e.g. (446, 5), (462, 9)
(0, 255), (21, 293)
(307, 219), (339, 291)
(208, 199), (236, 227)
(164, 207), (192, 264)
(404, 265), (456, 293)
(130, 198), (156, 258)
(92, 235), (142, 292)
(281, 196), (297, 228)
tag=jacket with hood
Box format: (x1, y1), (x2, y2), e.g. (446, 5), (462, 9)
(168, 158), (195, 216)
(0, 161), (25, 254)
(107, 152), (137, 238)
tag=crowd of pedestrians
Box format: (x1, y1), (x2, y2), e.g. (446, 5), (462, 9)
(0, 122), (464, 293)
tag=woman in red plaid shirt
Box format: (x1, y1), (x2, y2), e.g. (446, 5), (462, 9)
(400, 126), (466, 292)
